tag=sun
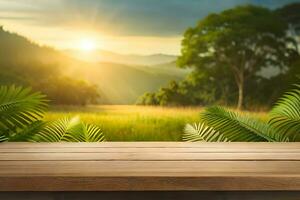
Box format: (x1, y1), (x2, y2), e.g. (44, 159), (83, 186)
(80, 39), (96, 52)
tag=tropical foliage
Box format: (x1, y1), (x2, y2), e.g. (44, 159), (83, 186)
(0, 85), (105, 142)
(33, 117), (105, 142)
(183, 123), (229, 142)
(270, 84), (300, 141)
(184, 84), (300, 142)
(0, 85), (47, 141)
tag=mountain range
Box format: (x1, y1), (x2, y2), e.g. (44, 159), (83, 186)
(0, 27), (187, 104)
(65, 49), (177, 66)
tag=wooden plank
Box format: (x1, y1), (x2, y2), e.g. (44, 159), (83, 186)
(1, 191), (300, 200)
(1, 176), (299, 191)
(0, 147), (300, 153)
(1, 161), (300, 176)
(1, 142), (300, 148)
(0, 152), (300, 161)
(1, 160), (300, 191)
(1, 147), (300, 153)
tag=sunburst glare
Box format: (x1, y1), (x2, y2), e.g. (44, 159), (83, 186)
(80, 39), (96, 52)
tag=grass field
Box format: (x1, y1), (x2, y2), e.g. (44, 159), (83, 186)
(45, 105), (268, 141)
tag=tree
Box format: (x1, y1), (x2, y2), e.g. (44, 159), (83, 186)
(136, 71), (235, 107)
(38, 77), (99, 105)
(136, 92), (158, 105)
(178, 5), (297, 109)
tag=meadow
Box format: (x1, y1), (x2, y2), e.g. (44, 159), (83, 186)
(45, 105), (268, 141)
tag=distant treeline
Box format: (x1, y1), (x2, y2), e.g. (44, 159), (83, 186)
(137, 3), (300, 110)
(0, 27), (99, 105)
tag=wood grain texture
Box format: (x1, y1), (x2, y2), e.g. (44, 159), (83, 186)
(1, 191), (300, 200)
(0, 142), (300, 191)
(1, 152), (300, 161)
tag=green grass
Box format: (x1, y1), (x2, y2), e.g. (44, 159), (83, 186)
(45, 105), (268, 141)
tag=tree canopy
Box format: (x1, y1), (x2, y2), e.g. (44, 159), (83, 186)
(177, 5), (298, 109)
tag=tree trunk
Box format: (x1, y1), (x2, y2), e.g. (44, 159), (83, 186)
(237, 77), (244, 110)
(229, 64), (245, 110)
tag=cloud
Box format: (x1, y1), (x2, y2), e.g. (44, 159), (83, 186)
(0, 0), (299, 37)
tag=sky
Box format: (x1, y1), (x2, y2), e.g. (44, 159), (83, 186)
(0, 0), (299, 55)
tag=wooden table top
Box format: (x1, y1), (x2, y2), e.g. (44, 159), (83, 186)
(0, 142), (300, 191)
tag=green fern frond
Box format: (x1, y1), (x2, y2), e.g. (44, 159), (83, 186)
(200, 106), (287, 142)
(33, 116), (105, 142)
(67, 123), (106, 142)
(8, 121), (46, 142)
(270, 84), (300, 141)
(0, 134), (7, 142)
(0, 85), (48, 130)
(183, 123), (229, 142)
(271, 84), (300, 118)
(33, 117), (79, 142)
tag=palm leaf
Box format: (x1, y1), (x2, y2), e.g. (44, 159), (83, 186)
(8, 121), (46, 142)
(0, 126), (8, 142)
(0, 134), (7, 142)
(33, 116), (105, 142)
(67, 123), (105, 142)
(0, 85), (48, 131)
(270, 84), (300, 141)
(200, 106), (287, 142)
(33, 117), (80, 142)
(183, 123), (229, 142)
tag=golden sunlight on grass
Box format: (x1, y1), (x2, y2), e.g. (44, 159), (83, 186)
(45, 105), (203, 141)
(45, 105), (269, 141)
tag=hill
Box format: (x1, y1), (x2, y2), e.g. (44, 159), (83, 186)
(71, 62), (183, 104)
(65, 49), (177, 66)
(0, 26), (103, 105)
(0, 27), (186, 104)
